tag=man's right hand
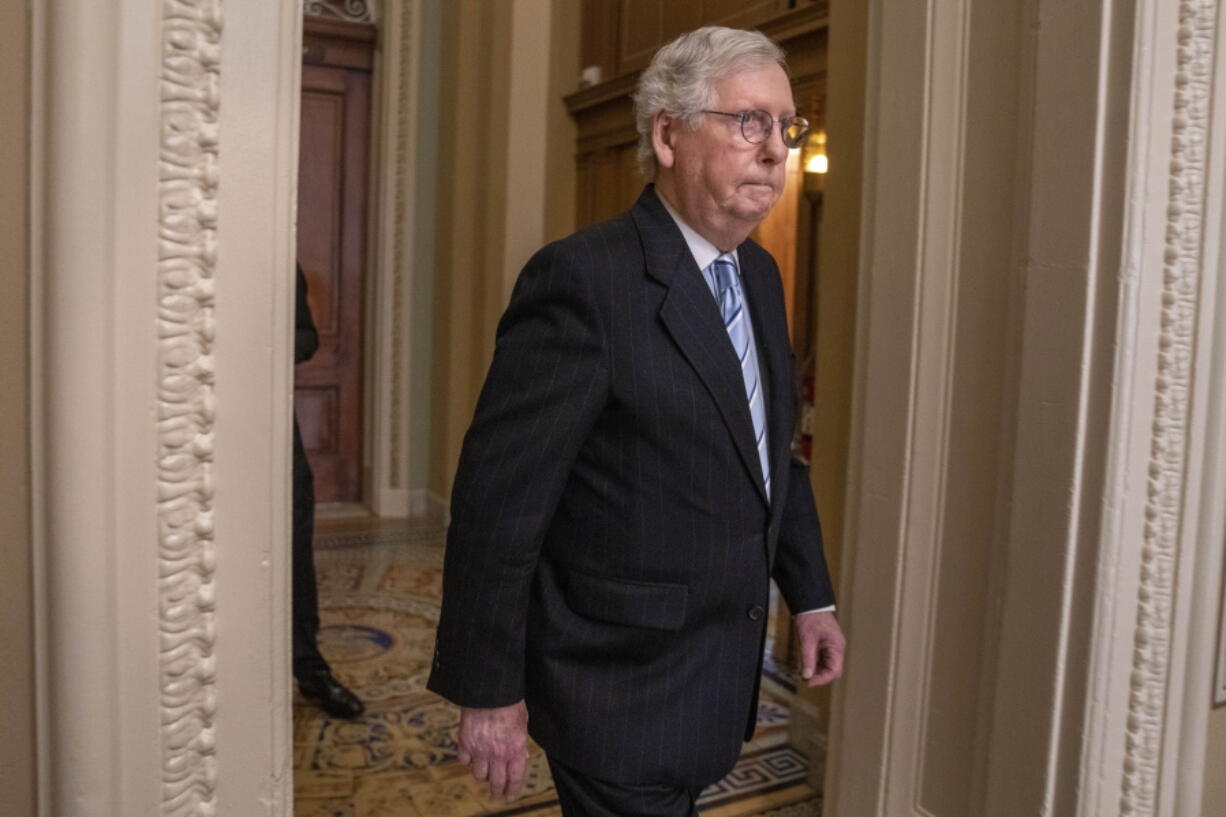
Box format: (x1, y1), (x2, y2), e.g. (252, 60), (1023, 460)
(457, 701), (530, 801)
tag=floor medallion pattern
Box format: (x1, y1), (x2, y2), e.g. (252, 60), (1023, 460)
(295, 520), (822, 816)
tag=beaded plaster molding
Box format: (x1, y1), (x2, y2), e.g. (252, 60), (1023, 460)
(1121, 0), (1219, 812)
(157, 1), (222, 814)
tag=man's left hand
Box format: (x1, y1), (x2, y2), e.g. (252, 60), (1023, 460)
(793, 610), (845, 686)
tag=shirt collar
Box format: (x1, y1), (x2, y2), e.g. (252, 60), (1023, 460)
(658, 194), (739, 273)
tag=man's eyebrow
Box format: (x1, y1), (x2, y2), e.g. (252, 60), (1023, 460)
(729, 105), (798, 116)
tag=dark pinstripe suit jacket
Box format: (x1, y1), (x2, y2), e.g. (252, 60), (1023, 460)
(428, 185), (835, 789)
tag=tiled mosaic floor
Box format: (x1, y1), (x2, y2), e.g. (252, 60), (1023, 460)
(294, 519), (821, 817)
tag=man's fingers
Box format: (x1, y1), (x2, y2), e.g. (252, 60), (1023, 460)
(800, 636), (817, 679)
(488, 759), (509, 799)
(805, 643), (844, 686)
(797, 628), (819, 679)
(793, 612), (846, 686)
(456, 702), (531, 797)
(505, 751), (529, 800)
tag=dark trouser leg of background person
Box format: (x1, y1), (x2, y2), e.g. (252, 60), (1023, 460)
(293, 416), (364, 719)
(546, 758), (702, 817)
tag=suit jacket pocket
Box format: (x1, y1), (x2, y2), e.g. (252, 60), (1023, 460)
(562, 568), (688, 631)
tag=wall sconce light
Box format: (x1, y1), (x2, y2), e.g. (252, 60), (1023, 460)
(802, 130), (827, 202)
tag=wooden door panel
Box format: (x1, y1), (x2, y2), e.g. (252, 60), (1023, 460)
(296, 22), (373, 504)
(298, 81), (344, 340)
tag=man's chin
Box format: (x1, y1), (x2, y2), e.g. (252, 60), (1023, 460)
(730, 198), (777, 224)
(739, 184), (779, 206)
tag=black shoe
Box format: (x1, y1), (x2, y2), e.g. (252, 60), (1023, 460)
(297, 669), (365, 719)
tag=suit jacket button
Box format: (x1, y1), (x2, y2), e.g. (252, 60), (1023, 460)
(747, 605), (765, 621)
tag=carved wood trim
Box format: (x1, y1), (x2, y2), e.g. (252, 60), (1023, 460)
(304, 16), (377, 42)
(305, 0), (377, 26)
(303, 18), (376, 71)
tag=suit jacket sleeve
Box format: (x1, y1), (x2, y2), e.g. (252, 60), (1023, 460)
(771, 455), (836, 613)
(746, 240), (836, 615)
(428, 241), (609, 708)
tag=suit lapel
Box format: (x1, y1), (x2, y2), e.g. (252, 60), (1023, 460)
(632, 187), (770, 507)
(739, 241), (795, 527)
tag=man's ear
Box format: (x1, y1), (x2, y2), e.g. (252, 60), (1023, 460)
(651, 111), (677, 170)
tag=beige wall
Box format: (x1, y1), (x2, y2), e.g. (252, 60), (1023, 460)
(408, 0), (442, 491)
(0, 1), (35, 814)
(428, 0), (579, 498)
(429, 0), (512, 496)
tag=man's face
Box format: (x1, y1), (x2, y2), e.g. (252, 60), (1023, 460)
(662, 63), (794, 247)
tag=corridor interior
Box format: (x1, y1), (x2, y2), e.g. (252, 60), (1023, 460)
(292, 517), (824, 817)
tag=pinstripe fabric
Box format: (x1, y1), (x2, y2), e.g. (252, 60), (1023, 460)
(548, 756), (701, 816)
(428, 185), (835, 790)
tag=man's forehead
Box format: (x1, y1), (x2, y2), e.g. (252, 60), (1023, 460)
(712, 64), (796, 112)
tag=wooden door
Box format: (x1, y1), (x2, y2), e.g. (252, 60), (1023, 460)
(295, 19), (374, 504)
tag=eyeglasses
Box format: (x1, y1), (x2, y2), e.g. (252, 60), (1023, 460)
(701, 109), (811, 149)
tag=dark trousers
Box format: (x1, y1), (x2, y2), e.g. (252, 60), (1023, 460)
(547, 757), (701, 817)
(292, 417), (328, 678)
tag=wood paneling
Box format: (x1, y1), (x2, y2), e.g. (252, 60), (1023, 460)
(583, 0), (801, 77)
(580, 0), (621, 79)
(618, 0), (664, 74)
(296, 19), (374, 504)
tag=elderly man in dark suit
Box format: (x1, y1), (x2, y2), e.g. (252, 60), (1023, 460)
(428, 26), (845, 817)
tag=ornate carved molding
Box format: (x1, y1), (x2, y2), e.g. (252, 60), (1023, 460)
(306, 0), (377, 25)
(157, 1), (221, 814)
(388, 1), (410, 490)
(1121, 0), (1218, 812)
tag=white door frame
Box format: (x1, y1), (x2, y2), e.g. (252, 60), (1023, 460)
(826, 0), (1226, 815)
(32, 1), (300, 813)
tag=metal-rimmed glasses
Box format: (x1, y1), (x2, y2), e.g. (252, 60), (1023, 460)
(701, 109), (810, 149)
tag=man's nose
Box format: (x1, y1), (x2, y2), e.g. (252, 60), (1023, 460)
(759, 127), (788, 163)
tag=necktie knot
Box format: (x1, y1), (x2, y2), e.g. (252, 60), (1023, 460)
(711, 254), (738, 293)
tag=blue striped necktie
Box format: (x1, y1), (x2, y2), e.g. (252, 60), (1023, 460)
(709, 254), (770, 498)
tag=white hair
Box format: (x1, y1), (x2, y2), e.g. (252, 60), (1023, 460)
(631, 26), (787, 181)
